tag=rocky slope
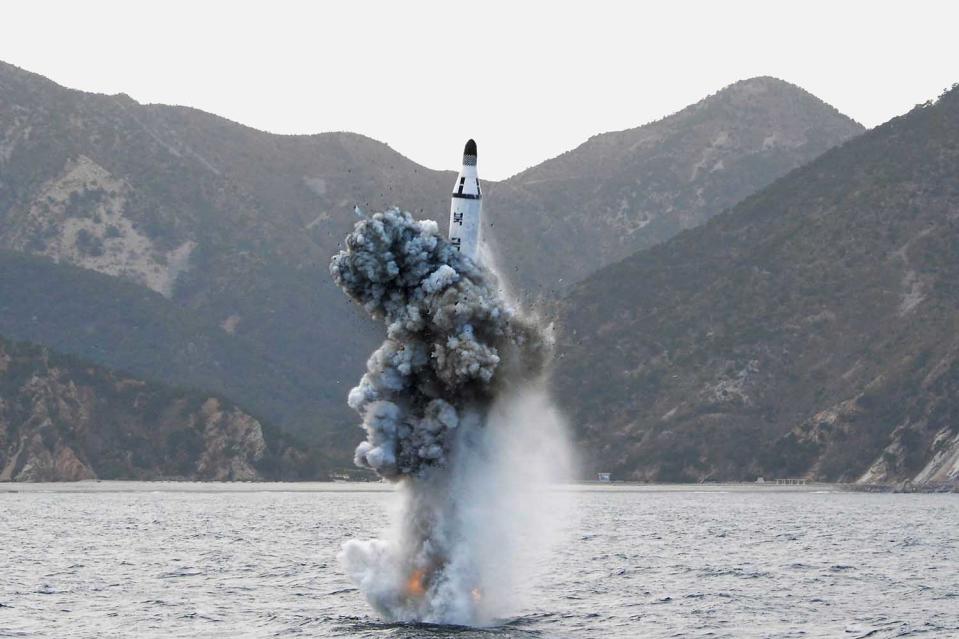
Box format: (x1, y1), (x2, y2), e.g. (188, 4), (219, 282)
(0, 59), (862, 462)
(555, 84), (959, 487)
(0, 249), (350, 449)
(0, 335), (320, 481)
(0, 59), (416, 443)
(493, 77), (864, 294)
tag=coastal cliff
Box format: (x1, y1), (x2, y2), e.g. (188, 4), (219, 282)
(0, 337), (316, 481)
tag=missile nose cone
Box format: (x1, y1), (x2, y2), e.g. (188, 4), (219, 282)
(464, 139), (477, 158)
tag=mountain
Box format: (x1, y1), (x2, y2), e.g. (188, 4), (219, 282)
(491, 77), (864, 294)
(0, 59), (433, 444)
(0, 335), (323, 481)
(0, 60), (862, 463)
(555, 84), (959, 488)
(0, 250), (348, 444)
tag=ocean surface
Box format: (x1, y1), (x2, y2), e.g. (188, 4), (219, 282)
(0, 483), (956, 638)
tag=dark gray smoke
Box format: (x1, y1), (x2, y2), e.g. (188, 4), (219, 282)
(330, 208), (547, 481)
(332, 208), (569, 625)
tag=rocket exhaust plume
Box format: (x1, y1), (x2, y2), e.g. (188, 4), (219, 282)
(333, 142), (573, 626)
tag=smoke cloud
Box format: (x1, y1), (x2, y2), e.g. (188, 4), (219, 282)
(332, 208), (572, 625)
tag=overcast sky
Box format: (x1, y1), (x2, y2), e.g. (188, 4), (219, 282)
(2, 1), (957, 179)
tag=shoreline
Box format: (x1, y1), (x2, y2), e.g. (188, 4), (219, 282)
(0, 480), (954, 494)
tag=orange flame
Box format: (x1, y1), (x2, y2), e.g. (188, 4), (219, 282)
(471, 587), (483, 603)
(406, 569), (426, 598)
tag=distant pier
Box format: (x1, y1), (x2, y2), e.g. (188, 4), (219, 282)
(773, 478), (808, 486)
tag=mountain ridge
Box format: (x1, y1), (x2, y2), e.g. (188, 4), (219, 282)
(495, 75), (864, 293)
(555, 83), (959, 487)
(0, 59), (865, 467)
(509, 76), (862, 181)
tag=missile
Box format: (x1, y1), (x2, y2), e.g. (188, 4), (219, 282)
(448, 139), (482, 261)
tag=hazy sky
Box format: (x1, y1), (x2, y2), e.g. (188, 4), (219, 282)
(2, 1), (957, 179)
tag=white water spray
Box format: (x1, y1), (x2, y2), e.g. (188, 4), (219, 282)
(332, 208), (573, 625)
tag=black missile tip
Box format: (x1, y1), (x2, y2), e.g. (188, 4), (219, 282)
(464, 139), (477, 157)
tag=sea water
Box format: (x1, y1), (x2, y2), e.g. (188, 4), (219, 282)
(1, 483), (956, 638)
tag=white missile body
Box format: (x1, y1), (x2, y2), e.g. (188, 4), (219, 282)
(448, 139), (482, 261)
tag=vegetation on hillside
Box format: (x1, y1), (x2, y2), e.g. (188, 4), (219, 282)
(0, 62), (863, 466)
(556, 84), (959, 485)
(0, 335), (335, 480)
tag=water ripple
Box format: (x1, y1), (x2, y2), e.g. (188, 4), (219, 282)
(0, 484), (956, 638)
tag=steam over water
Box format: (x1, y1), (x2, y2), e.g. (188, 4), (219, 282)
(330, 209), (571, 624)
